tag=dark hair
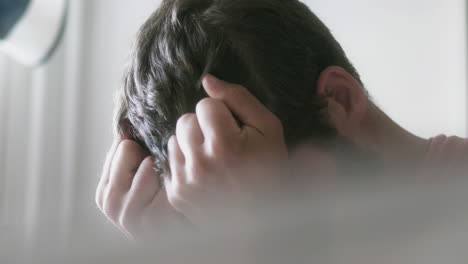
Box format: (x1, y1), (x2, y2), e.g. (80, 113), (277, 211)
(117, 0), (362, 176)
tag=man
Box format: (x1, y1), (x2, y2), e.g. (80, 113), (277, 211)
(95, 0), (467, 240)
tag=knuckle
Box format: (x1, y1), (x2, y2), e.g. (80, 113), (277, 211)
(119, 139), (141, 153)
(195, 98), (217, 113)
(206, 137), (225, 156)
(141, 155), (155, 166)
(207, 134), (226, 151)
(178, 113), (196, 125)
(185, 159), (208, 185)
(207, 137), (238, 163)
(137, 157), (157, 179)
(176, 113), (197, 132)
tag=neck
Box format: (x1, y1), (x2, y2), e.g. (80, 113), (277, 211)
(354, 103), (429, 174)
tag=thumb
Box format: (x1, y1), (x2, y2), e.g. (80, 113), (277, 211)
(202, 74), (278, 133)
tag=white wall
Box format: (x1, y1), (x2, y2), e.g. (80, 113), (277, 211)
(0, 0), (162, 247)
(71, 0), (161, 242)
(304, 0), (467, 138)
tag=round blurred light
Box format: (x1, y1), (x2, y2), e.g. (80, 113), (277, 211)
(0, 0), (67, 66)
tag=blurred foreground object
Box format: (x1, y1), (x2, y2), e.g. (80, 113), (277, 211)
(0, 0), (67, 66)
(3, 177), (468, 264)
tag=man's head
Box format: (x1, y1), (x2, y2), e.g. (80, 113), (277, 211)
(117, 0), (366, 175)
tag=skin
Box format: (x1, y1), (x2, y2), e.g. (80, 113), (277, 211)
(95, 66), (429, 240)
(95, 139), (187, 239)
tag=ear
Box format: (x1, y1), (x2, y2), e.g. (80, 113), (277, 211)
(316, 66), (367, 135)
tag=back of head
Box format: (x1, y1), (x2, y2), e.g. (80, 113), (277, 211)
(117, 0), (362, 175)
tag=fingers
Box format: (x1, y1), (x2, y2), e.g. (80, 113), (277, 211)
(168, 135), (185, 176)
(195, 98), (240, 142)
(96, 138), (122, 210)
(109, 140), (148, 190)
(175, 113), (221, 183)
(176, 113), (204, 157)
(202, 74), (282, 135)
(167, 136), (186, 198)
(138, 187), (193, 239)
(166, 136), (199, 217)
(119, 156), (160, 235)
(97, 138), (193, 239)
(102, 140), (148, 222)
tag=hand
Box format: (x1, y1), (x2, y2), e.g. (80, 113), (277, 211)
(95, 138), (189, 241)
(165, 75), (289, 226)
